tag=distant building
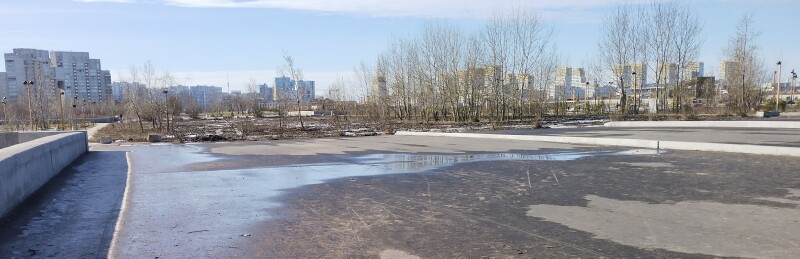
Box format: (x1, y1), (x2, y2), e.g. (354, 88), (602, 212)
(0, 72), (6, 99)
(552, 67), (586, 99)
(719, 61), (738, 84)
(258, 83), (273, 101)
(272, 76), (315, 103)
(189, 85), (223, 110)
(298, 80), (315, 103)
(685, 62), (704, 80)
(613, 63), (647, 93)
(273, 76), (294, 101)
(2, 48), (112, 103)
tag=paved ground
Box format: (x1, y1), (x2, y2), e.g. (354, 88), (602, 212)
(2, 135), (800, 258)
(493, 127), (800, 147)
(0, 151), (128, 258)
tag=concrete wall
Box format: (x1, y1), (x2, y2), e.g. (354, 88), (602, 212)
(0, 132), (88, 218)
(0, 131), (69, 149)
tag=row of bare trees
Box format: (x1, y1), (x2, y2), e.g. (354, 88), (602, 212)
(597, 2), (706, 114)
(343, 10), (557, 123)
(332, 3), (772, 121)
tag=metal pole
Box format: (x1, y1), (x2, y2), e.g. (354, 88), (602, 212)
(59, 91), (64, 130)
(72, 97), (77, 130)
(25, 81), (34, 131)
(82, 99), (87, 129)
(632, 71), (638, 114)
(2, 97), (6, 128)
(163, 90), (169, 133)
(777, 61), (782, 111)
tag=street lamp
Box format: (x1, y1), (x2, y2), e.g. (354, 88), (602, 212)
(632, 71), (638, 114)
(791, 69), (797, 103)
(59, 91), (65, 130)
(585, 81), (590, 113)
(1, 97), (6, 127)
(162, 90), (169, 133)
(23, 80), (34, 131)
(777, 61), (782, 111)
(72, 96), (77, 130)
(82, 99), (87, 129)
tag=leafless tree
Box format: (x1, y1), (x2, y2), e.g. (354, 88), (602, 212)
(280, 52), (306, 130)
(723, 13), (765, 114)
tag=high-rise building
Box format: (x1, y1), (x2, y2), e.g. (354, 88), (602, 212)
(656, 63), (679, 85)
(2, 48), (112, 103)
(613, 63), (647, 93)
(685, 62), (704, 80)
(189, 85), (223, 110)
(719, 61), (738, 84)
(298, 80), (315, 103)
(272, 76), (315, 103)
(273, 76), (294, 101)
(552, 67), (586, 99)
(0, 72), (6, 99)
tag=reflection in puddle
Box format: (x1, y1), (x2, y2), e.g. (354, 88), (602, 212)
(119, 147), (663, 257)
(354, 151), (616, 171)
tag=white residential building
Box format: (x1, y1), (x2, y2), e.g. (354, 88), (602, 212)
(2, 48), (112, 103)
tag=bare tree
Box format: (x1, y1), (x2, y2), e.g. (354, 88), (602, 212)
(280, 51), (306, 130)
(723, 13), (765, 114)
(598, 5), (634, 114)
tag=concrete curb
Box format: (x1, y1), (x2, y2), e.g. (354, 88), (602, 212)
(604, 121), (800, 129)
(394, 131), (800, 157)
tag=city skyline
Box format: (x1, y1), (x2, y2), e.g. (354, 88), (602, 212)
(1, 0), (798, 96)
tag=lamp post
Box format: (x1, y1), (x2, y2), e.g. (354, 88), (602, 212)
(632, 71), (638, 114)
(23, 80), (34, 131)
(58, 91), (64, 130)
(791, 69), (797, 102)
(1, 97), (6, 127)
(162, 90), (169, 133)
(777, 61), (782, 111)
(82, 99), (87, 129)
(72, 96), (77, 130)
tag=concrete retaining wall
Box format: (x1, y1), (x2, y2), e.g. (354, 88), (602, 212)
(0, 131), (68, 149)
(0, 132), (88, 218)
(394, 131), (800, 157)
(604, 121), (800, 129)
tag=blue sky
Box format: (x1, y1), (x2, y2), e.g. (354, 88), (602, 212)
(1, 0), (798, 95)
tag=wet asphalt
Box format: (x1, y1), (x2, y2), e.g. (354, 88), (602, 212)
(1, 135), (799, 258)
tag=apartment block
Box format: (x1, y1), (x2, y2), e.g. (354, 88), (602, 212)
(2, 48), (112, 103)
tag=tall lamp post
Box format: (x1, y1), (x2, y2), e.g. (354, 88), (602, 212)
(58, 91), (65, 130)
(585, 81), (590, 113)
(23, 80), (34, 131)
(162, 90), (169, 133)
(791, 70), (797, 103)
(777, 61), (782, 111)
(72, 96), (77, 130)
(1, 97), (6, 127)
(632, 71), (638, 114)
(82, 99), (87, 129)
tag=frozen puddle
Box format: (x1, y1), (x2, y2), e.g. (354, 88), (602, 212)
(527, 195), (800, 258)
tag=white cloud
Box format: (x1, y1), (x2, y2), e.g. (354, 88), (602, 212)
(160, 0), (653, 19)
(74, 0), (137, 3)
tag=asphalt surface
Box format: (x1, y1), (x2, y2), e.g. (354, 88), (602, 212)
(0, 151), (128, 259)
(493, 127), (800, 147)
(2, 134), (800, 258)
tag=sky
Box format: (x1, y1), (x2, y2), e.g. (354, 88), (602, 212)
(1, 0), (798, 96)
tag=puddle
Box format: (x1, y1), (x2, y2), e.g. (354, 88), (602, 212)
(119, 147), (663, 257)
(527, 195), (800, 258)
